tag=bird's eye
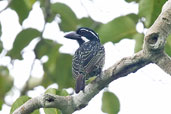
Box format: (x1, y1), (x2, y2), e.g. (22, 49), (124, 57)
(78, 31), (83, 34)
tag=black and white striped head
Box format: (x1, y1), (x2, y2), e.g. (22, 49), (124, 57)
(76, 27), (100, 42)
(64, 27), (100, 46)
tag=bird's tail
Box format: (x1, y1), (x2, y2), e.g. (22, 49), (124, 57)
(75, 75), (85, 93)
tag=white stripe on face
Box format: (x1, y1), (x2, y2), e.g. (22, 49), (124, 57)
(80, 28), (99, 40)
(81, 36), (89, 42)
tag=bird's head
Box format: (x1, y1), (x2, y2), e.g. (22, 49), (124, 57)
(64, 27), (100, 46)
(76, 27), (99, 42)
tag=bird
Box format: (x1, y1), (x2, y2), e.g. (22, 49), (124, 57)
(64, 27), (105, 93)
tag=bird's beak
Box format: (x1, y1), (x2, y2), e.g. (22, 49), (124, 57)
(64, 32), (81, 39)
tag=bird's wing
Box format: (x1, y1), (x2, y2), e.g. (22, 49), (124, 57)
(81, 41), (105, 75)
(72, 41), (105, 79)
(72, 50), (82, 79)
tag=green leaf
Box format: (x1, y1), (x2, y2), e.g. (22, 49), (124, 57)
(102, 91), (120, 114)
(42, 53), (74, 89)
(0, 100), (2, 110)
(57, 89), (68, 96)
(139, 0), (167, 27)
(133, 33), (144, 52)
(49, 54), (73, 89)
(86, 76), (96, 84)
(0, 66), (13, 108)
(165, 35), (171, 56)
(10, 0), (36, 24)
(45, 88), (57, 94)
(0, 23), (2, 53)
(36, 39), (74, 89)
(0, 22), (1, 36)
(45, 88), (68, 96)
(37, 0), (53, 22)
(10, 96), (40, 114)
(34, 39), (61, 59)
(7, 28), (40, 59)
(0, 40), (3, 53)
(97, 14), (138, 43)
(51, 3), (78, 31)
(0, 67), (13, 95)
(78, 17), (101, 29)
(35, 39), (61, 87)
(10, 96), (30, 114)
(127, 14), (139, 24)
(44, 108), (61, 114)
(125, 0), (140, 3)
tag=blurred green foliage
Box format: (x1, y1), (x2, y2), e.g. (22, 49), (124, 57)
(139, 0), (167, 27)
(0, 67), (13, 110)
(133, 33), (144, 52)
(0, 0), (170, 113)
(165, 35), (171, 57)
(102, 91), (120, 114)
(7, 28), (41, 59)
(10, 96), (40, 114)
(0, 23), (1, 36)
(10, 0), (36, 24)
(97, 14), (138, 43)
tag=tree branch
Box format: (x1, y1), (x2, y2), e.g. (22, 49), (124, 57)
(13, 50), (150, 114)
(13, 0), (171, 114)
(153, 52), (171, 74)
(143, 0), (171, 75)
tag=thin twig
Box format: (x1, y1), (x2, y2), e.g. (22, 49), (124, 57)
(0, 0), (12, 14)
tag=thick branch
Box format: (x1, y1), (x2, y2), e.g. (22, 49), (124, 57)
(13, 0), (171, 114)
(13, 50), (151, 114)
(13, 96), (42, 114)
(143, 0), (171, 75)
(153, 52), (171, 74)
(13, 94), (74, 114)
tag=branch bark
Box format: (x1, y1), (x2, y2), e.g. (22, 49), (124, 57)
(143, 0), (171, 75)
(13, 0), (171, 114)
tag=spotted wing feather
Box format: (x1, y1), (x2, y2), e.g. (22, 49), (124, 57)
(72, 41), (105, 80)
